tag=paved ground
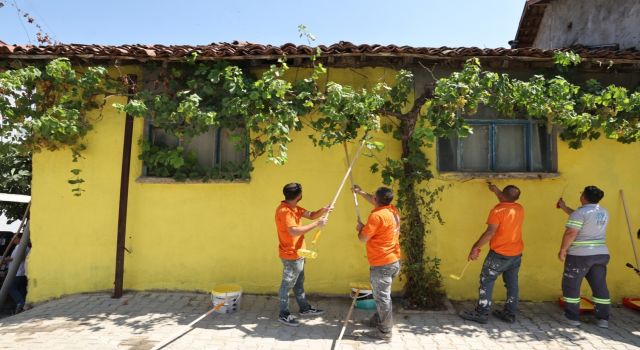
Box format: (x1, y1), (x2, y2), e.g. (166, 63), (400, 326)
(0, 292), (639, 349)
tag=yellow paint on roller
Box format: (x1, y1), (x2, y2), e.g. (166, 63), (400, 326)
(296, 249), (318, 259)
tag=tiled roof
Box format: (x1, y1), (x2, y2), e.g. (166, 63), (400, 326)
(513, 0), (552, 48)
(1, 41), (639, 62)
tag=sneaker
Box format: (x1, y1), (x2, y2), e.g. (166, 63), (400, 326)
(299, 307), (324, 316)
(278, 314), (300, 327)
(596, 319), (609, 329)
(460, 310), (488, 324)
(362, 329), (392, 341)
(492, 309), (516, 323)
(563, 316), (581, 327)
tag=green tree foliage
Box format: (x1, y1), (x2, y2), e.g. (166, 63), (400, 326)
(0, 148), (30, 222)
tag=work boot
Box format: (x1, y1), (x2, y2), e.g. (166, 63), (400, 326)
(362, 329), (392, 341)
(596, 319), (609, 329)
(563, 315), (581, 327)
(367, 314), (380, 328)
(492, 309), (516, 323)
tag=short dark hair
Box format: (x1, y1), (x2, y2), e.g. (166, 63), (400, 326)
(503, 185), (521, 202)
(283, 183), (302, 200)
(583, 185), (604, 203)
(375, 187), (394, 206)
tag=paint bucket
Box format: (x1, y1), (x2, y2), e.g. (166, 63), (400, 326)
(211, 283), (242, 314)
(350, 282), (376, 310)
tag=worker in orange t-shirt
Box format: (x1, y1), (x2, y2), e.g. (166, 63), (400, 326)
(275, 182), (332, 327)
(353, 185), (400, 341)
(460, 183), (524, 324)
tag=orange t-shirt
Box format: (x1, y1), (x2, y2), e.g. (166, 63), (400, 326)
(487, 202), (525, 256)
(275, 201), (307, 260)
(361, 205), (401, 266)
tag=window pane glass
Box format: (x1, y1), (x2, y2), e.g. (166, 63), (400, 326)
(464, 105), (500, 120)
(219, 128), (247, 164)
(151, 127), (178, 148)
(496, 125), (526, 171)
(437, 136), (458, 171)
(186, 127), (217, 168)
(460, 125), (490, 171)
(436, 120), (557, 174)
(531, 124), (542, 171)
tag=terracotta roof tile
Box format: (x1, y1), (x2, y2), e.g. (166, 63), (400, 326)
(0, 41), (639, 62)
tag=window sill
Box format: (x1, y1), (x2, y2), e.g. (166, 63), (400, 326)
(136, 176), (251, 184)
(437, 172), (561, 181)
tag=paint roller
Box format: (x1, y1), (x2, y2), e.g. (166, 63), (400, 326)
(625, 262), (640, 276)
(297, 139), (367, 259)
(556, 183), (569, 208)
(449, 260), (471, 280)
(621, 189), (640, 276)
(449, 182), (493, 280)
(343, 141), (362, 223)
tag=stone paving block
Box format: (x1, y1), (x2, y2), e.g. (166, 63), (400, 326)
(2, 293), (640, 349)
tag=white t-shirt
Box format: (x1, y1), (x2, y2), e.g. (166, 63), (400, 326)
(566, 204), (609, 256)
(9, 243), (30, 277)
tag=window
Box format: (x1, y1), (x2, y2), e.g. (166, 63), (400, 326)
(438, 118), (556, 173)
(145, 124), (249, 178)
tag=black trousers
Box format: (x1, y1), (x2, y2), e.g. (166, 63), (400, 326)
(561, 254), (610, 321)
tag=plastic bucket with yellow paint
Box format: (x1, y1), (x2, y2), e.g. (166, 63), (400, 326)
(350, 282), (376, 310)
(211, 283), (242, 314)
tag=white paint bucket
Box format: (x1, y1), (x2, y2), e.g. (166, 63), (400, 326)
(210, 283), (242, 314)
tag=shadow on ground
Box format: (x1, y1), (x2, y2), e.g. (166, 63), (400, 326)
(0, 292), (638, 350)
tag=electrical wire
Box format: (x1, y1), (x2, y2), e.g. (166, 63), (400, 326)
(11, 0), (32, 44)
(25, 0), (58, 43)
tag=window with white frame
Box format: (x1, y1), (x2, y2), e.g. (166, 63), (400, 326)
(437, 110), (557, 173)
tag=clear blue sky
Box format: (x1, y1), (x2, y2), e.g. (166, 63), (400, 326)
(0, 0), (525, 48)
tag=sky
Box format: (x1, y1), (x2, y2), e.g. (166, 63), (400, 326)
(0, 0), (525, 48)
(0, 214), (20, 231)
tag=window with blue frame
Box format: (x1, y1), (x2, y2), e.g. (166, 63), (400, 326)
(146, 124), (248, 175)
(438, 118), (557, 173)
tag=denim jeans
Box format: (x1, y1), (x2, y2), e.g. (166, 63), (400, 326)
(8, 276), (27, 308)
(476, 250), (522, 315)
(370, 261), (400, 333)
(562, 254), (610, 321)
(278, 258), (311, 317)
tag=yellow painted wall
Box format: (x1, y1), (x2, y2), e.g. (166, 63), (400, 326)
(28, 65), (640, 305)
(436, 139), (640, 301)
